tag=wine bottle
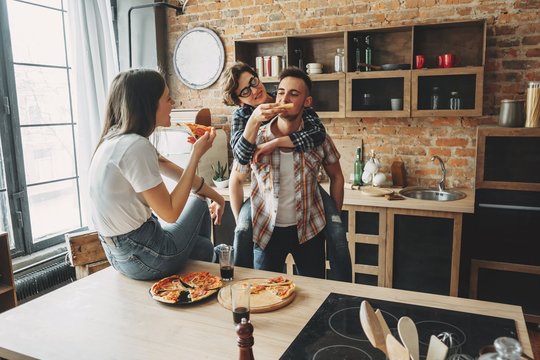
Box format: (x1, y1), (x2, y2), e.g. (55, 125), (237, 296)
(365, 35), (372, 72)
(353, 144), (363, 186)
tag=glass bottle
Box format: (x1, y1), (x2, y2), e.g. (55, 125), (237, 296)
(353, 145), (363, 186)
(450, 91), (461, 110)
(478, 337), (523, 360)
(334, 48), (344, 72)
(430, 86), (440, 110)
(354, 37), (362, 72)
(364, 35), (372, 72)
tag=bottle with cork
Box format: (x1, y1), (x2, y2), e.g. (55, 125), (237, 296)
(353, 140), (363, 187)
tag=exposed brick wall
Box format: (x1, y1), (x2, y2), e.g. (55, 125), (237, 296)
(166, 0), (540, 189)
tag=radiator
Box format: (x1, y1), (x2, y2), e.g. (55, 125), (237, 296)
(14, 258), (76, 304)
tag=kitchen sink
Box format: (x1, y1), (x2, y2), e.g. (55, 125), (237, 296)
(399, 187), (467, 201)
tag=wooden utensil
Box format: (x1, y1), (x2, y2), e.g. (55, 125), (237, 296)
(397, 316), (419, 360)
(426, 335), (448, 360)
(360, 300), (388, 356)
(375, 309), (391, 339)
(386, 333), (411, 360)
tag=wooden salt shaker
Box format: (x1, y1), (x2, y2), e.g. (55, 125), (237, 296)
(236, 318), (255, 360)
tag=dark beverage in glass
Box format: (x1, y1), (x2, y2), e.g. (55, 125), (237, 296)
(220, 266), (234, 280)
(233, 306), (250, 324)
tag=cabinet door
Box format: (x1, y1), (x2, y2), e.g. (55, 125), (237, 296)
(346, 70), (411, 117)
(343, 205), (386, 286)
(411, 67), (484, 117)
(386, 209), (462, 296)
(309, 73), (345, 118)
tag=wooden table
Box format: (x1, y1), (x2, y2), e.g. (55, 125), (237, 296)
(0, 261), (532, 360)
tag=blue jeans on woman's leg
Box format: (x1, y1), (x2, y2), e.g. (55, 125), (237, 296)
(100, 196), (214, 280)
(233, 199), (254, 268)
(319, 187), (352, 282)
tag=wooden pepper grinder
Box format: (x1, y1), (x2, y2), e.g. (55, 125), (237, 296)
(236, 318), (255, 360)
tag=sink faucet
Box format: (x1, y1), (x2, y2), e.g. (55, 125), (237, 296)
(431, 156), (446, 191)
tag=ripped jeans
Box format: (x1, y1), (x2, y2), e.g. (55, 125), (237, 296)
(99, 196), (214, 280)
(233, 185), (352, 282)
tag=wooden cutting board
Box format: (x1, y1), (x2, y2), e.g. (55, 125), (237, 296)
(360, 185), (394, 197)
(217, 278), (296, 313)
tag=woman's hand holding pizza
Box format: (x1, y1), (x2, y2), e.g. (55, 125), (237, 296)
(249, 103), (293, 124)
(191, 127), (216, 160)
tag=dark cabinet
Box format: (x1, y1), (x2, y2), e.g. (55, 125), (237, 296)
(387, 209), (463, 296)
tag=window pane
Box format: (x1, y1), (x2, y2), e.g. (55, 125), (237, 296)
(14, 65), (71, 125)
(24, 1), (62, 9)
(20, 125), (76, 185)
(27, 179), (80, 242)
(7, 0), (66, 65)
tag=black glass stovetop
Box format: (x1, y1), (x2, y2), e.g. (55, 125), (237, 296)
(281, 293), (517, 360)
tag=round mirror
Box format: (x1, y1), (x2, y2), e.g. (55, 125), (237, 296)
(173, 27), (225, 90)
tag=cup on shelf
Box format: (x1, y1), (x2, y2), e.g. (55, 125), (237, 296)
(306, 63), (323, 75)
(390, 98), (403, 111)
(437, 53), (457, 68)
(415, 54), (425, 69)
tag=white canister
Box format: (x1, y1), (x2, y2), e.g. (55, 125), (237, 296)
(271, 56), (282, 77)
(255, 57), (264, 78)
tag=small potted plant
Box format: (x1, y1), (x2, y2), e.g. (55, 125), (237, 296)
(212, 161), (229, 188)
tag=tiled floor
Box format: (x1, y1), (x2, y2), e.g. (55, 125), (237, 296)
(527, 323), (540, 359)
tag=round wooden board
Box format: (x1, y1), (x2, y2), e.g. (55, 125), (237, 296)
(217, 278), (296, 313)
(360, 185), (394, 197)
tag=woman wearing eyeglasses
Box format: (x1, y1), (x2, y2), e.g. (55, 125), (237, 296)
(221, 62), (351, 282)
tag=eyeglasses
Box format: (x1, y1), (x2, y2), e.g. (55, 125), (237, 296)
(238, 76), (260, 98)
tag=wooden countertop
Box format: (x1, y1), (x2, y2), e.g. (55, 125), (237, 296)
(215, 184), (475, 214)
(0, 261), (531, 359)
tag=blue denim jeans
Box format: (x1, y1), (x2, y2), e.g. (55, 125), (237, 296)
(233, 185), (352, 282)
(100, 196), (214, 280)
(254, 225), (325, 279)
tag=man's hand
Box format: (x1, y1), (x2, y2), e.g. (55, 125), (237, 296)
(209, 200), (224, 225)
(253, 139), (279, 163)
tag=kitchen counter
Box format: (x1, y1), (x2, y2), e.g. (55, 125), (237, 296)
(0, 261), (532, 360)
(214, 184), (475, 214)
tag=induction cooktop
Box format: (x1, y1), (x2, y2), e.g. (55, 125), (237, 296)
(281, 293), (517, 360)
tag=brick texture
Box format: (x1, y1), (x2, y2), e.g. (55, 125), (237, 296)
(166, 0), (540, 189)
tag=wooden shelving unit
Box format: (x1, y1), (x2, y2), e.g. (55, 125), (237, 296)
(234, 19), (486, 118)
(0, 232), (17, 313)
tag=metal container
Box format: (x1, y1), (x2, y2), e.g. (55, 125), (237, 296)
(271, 56), (282, 77)
(499, 99), (525, 127)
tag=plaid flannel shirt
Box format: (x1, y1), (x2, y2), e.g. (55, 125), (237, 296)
(235, 118), (340, 249)
(230, 97), (326, 165)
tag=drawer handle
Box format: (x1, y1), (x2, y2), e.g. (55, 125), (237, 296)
(478, 203), (540, 212)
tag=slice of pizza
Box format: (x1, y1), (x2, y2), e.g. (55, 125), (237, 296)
(184, 123), (213, 144)
(150, 275), (189, 303)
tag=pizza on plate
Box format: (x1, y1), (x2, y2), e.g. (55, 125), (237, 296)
(150, 271), (222, 304)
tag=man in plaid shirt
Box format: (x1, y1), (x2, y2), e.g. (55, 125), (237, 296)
(229, 68), (345, 278)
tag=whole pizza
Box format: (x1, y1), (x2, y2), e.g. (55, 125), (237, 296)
(150, 271), (222, 304)
(218, 276), (296, 313)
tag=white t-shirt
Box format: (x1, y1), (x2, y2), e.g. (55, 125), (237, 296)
(275, 150), (296, 227)
(89, 133), (163, 236)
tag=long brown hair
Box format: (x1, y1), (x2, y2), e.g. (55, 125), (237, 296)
(95, 69), (166, 152)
